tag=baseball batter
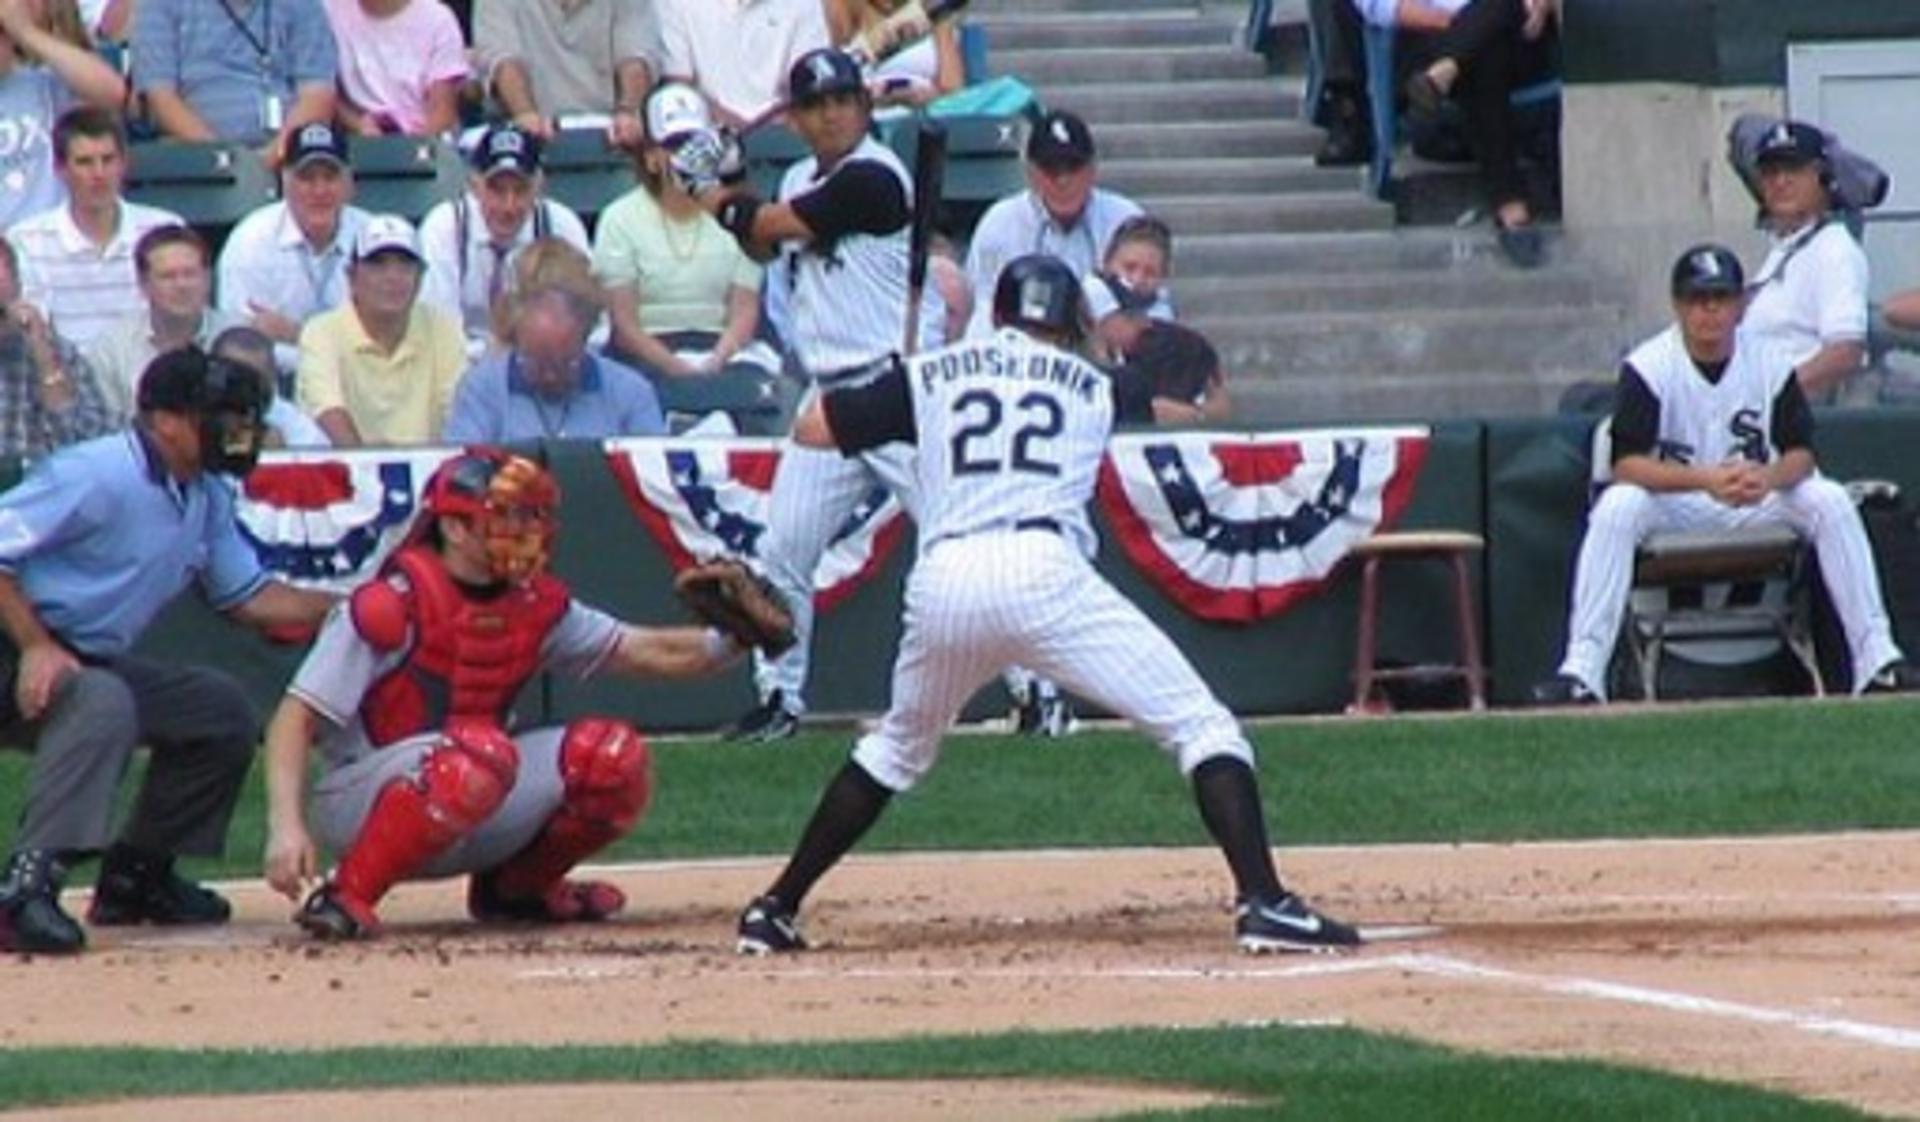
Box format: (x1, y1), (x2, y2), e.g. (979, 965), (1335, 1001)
(1533, 244), (1915, 705)
(680, 46), (934, 742)
(732, 254), (1362, 956)
(263, 450), (744, 939)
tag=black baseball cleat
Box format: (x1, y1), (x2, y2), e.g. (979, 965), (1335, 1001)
(736, 894), (806, 955)
(1530, 673), (1600, 707)
(0, 851), (84, 955)
(725, 691), (799, 743)
(88, 848), (232, 927)
(1862, 659), (1920, 695)
(1014, 688), (1078, 739)
(297, 884), (379, 941)
(1235, 893), (1362, 955)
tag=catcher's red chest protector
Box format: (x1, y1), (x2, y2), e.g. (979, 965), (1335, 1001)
(353, 547), (570, 747)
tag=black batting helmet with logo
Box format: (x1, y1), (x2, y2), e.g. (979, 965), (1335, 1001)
(1669, 243), (1745, 300)
(992, 254), (1085, 342)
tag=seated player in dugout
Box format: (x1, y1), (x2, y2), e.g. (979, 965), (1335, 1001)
(262, 449), (779, 940)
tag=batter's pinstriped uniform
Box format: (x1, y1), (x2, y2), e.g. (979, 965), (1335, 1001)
(825, 327), (1253, 788)
(749, 132), (931, 717)
(1552, 324), (1902, 696)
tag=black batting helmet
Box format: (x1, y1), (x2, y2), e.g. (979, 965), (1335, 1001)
(992, 254), (1084, 342)
(1670, 243), (1745, 300)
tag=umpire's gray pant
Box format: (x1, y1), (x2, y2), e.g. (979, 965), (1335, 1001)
(1, 654), (260, 860)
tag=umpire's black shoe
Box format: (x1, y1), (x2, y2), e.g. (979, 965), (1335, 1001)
(87, 845), (232, 927)
(1530, 673), (1600, 708)
(1862, 659), (1920, 695)
(1235, 893), (1362, 955)
(0, 850), (84, 955)
(736, 894), (807, 955)
(725, 691), (799, 743)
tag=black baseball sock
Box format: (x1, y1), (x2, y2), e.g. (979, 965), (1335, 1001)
(765, 761), (894, 911)
(1191, 756), (1285, 901)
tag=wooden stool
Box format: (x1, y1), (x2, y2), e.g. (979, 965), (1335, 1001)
(1347, 530), (1488, 713)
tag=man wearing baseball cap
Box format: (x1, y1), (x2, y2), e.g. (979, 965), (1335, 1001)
(1533, 243), (1917, 706)
(418, 124), (592, 361)
(961, 108), (1143, 338)
(1742, 118), (1869, 404)
(217, 120), (373, 382)
(295, 214), (467, 446)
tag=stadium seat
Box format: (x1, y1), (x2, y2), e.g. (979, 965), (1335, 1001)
(124, 141), (274, 237)
(347, 135), (462, 223)
(741, 124), (810, 199)
(539, 129), (637, 228)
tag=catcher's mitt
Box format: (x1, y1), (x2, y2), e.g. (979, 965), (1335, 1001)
(666, 125), (745, 198)
(674, 557), (797, 656)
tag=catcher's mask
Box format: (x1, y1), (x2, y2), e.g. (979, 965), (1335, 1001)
(421, 449), (559, 583)
(136, 348), (268, 478)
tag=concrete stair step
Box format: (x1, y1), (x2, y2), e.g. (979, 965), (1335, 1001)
(1192, 306), (1627, 377)
(1096, 119), (1322, 161)
(970, 0), (1209, 15)
(1170, 229), (1513, 274)
(976, 13), (1241, 51)
(1145, 193), (1395, 235)
(1100, 156), (1357, 196)
(1229, 370), (1597, 427)
(1174, 267), (1607, 314)
(992, 46), (1268, 85)
(1040, 81), (1304, 123)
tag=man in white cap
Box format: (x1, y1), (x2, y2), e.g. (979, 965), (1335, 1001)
(217, 121), (372, 382)
(418, 124), (592, 361)
(295, 215), (466, 446)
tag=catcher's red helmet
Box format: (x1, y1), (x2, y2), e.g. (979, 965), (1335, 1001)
(420, 449), (559, 583)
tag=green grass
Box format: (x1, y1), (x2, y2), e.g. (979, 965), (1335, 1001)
(0, 1026), (1875, 1119)
(4, 698), (1914, 1117)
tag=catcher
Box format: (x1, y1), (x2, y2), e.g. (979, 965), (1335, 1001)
(263, 448), (793, 939)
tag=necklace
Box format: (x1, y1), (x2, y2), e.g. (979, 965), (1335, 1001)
(662, 211), (704, 262)
(530, 394), (572, 438)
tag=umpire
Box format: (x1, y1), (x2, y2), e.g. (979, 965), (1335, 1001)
(0, 349), (336, 955)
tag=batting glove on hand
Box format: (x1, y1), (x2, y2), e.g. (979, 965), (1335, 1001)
(668, 127), (746, 198)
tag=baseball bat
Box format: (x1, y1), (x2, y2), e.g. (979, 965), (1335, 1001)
(902, 117), (949, 357)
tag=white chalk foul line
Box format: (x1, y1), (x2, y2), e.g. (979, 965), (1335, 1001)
(1389, 952), (1920, 1052)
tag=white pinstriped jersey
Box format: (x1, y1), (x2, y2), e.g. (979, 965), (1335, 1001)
(1618, 325), (1803, 467)
(777, 135), (915, 374)
(903, 328), (1114, 556)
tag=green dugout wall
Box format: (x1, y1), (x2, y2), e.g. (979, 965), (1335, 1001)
(126, 410), (1920, 729)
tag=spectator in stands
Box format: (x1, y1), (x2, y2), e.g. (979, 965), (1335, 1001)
(1531, 244), (1916, 707)
(1306, 0), (1370, 167)
(1359, 0), (1560, 269)
(0, 236), (117, 458)
(594, 82), (778, 392)
(962, 109), (1143, 338)
(1083, 212), (1176, 363)
(132, 0), (338, 152)
(1739, 120), (1870, 404)
(1115, 320), (1232, 426)
(656, 0), (828, 127)
(444, 240), (664, 442)
(826, 0), (963, 112)
(86, 224), (240, 422)
(8, 107), (182, 349)
(296, 214), (466, 446)
(418, 124), (592, 361)
(210, 324), (331, 447)
(472, 0), (658, 148)
(323, 0), (468, 138)
(0, 0), (128, 229)
(216, 121), (371, 381)
(928, 232), (970, 344)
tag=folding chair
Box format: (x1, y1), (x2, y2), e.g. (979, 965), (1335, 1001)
(346, 135), (462, 222)
(539, 129), (637, 228)
(124, 141), (273, 235)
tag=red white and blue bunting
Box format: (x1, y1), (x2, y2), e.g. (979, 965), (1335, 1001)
(235, 447), (459, 593)
(1096, 427), (1430, 622)
(604, 437), (908, 611)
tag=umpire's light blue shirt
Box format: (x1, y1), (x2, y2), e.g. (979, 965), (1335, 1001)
(0, 430), (269, 658)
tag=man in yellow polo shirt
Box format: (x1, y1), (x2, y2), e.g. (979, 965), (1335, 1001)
(296, 215), (467, 446)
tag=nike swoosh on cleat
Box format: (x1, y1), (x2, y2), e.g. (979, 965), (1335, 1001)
(1258, 908), (1321, 934)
